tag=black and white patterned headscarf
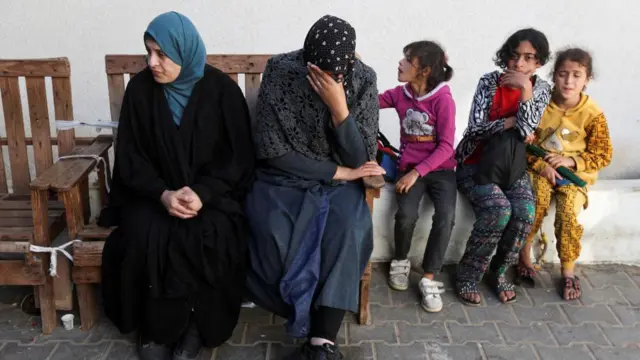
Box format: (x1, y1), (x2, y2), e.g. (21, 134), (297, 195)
(303, 15), (356, 88)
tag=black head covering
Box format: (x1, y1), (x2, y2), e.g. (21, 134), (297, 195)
(303, 15), (356, 87)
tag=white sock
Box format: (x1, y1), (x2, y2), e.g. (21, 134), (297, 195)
(310, 337), (334, 346)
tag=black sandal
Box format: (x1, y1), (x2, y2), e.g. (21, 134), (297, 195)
(456, 282), (482, 307)
(514, 264), (537, 288)
(561, 276), (582, 301)
(495, 273), (517, 304)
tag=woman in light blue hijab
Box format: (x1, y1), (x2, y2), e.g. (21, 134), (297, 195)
(100, 11), (255, 360)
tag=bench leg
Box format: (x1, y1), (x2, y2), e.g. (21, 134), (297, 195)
(53, 254), (73, 311)
(358, 262), (372, 325)
(37, 280), (57, 334)
(77, 284), (99, 331)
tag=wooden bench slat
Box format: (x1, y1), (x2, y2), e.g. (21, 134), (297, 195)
(0, 241), (29, 253)
(52, 77), (75, 156)
(0, 197), (64, 210)
(0, 146), (7, 193)
(49, 137), (113, 192)
(72, 266), (101, 284)
(26, 77), (54, 177)
(78, 225), (114, 239)
(0, 76), (31, 193)
(73, 241), (104, 267)
(228, 73), (238, 83)
(0, 261), (46, 285)
(105, 54), (271, 75)
(0, 58), (70, 77)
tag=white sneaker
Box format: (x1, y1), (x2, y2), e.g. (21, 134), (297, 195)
(388, 259), (411, 291)
(419, 278), (445, 313)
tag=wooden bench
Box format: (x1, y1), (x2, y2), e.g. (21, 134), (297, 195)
(67, 54), (379, 331)
(0, 58), (112, 334)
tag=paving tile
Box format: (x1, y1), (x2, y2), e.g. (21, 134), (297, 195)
(465, 305), (519, 325)
(214, 344), (268, 360)
(238, 306), (273, 324)
(526, 288), (580, 306)
(424, 342), (483, 360)
(418, 303), (469, 325)
(609, 306), (640, 326)
(228, 323), (246, 344)
(534, 344), (593, 360)
(598, 324), (640, 347)
(617, 286), (640, 307)
(0, 308), (40, 343)
(447, 323), (503, 345)
(370, 303), (419, 324)
(589, 345), (640, 360)
(482, 344), (538, 360)
(497, 323), (555, 345)
(369, 284), (392, 305)
(49, 343), (110, 360)
(390, 287), (421, 306)
(104, 342), (137, 360)
(34, 324), (91, 344)
(512, 304), (569, 325)
(548, 323), (610, 346)
(580, 286), (629, 306)
(397, 322), (449, 344)
(374, 342), (428, 360)
(561, 305), (620, 325)
(269, 343), (370, 360)
(244, 323), (296, 345)
(583, 270), (635, 289)
(348, 322), (397, 344)
(86, 320), (135, 343)
(0, 343), (56, 360)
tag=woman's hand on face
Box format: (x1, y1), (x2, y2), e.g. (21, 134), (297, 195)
(334, 161), (385, 181)
(307, 63), (349, 123)
(500, 70), (532, 90)
(395, 169), (420, 194)
(160, 189), (199, 219)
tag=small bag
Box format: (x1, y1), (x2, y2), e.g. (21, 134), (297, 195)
(376, 132), (400, 182)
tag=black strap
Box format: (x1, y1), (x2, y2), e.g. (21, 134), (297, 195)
(377, 132), (399, 154)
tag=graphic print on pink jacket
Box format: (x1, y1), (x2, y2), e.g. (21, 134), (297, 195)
(379, 82), (456, 177)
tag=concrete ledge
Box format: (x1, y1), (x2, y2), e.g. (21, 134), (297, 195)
(371, 179), (640, 266)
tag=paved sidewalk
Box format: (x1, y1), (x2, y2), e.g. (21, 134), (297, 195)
(1, 264), (640, 359)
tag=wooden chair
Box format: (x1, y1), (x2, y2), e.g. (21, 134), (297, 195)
(0, 58), (112, 334)
(67, 54), (379, 331)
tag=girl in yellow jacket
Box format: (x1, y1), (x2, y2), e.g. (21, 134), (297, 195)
(517, 48), (613, 300)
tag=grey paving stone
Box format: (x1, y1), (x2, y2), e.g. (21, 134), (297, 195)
(581, 287), (630, 306)
(534, 344), (593, 360)
(561, 305), (620, 325)
(589, 346), (640, 360)
(370, 303), (419, 324)
(397, 322), (449, 344)
(34, 324), (92, 344)
(616, 286), (640, 306)
(228, 323), (246, 344)
(497, 323), (555, 345)
(347, 322), (397, 344)
(374, 342), (427, 360)
(548, 323), (610, 346)
(418, 303), (469, 325)
(465, 305), (519, 325)
(49, 342), (110, 360)
(369, 284), (392, 306)
(0, 308), (40, 343)
(424, 342), (483, 360)
(85, 320), (134, 343)
(214, 344), (268, 360)
(244, 323), (296, 345)
(342, 312), (358, 324)
(104, 342), (137, 360)
(271, 343), (376, 360)
(512, 304), (569, 325)
(609, 306), (640, 326)
(447, 323), (503, 345)
(0, 343), (56, 360)
(598, 324), (640, 347)
(482, 344), (538, 360)
(238, 306), (273, 324)
(390, 287), (421, 306)
(584, 270), (634, 289)
(526, 288), (580, 306)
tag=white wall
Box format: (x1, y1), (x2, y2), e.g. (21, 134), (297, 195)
(1, 0), (638, 179)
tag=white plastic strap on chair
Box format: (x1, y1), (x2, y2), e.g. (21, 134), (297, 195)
(29, 239), (81, 277)
(57, 154), (110, 192)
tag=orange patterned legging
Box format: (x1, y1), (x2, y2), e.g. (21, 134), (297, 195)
(526, 172), (588, 270)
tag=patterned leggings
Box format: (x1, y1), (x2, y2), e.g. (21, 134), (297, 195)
(456, 164), (535, 285)
(526, 172), (587, 270)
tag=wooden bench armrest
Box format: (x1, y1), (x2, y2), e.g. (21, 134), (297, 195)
(30, 136), (113, 192)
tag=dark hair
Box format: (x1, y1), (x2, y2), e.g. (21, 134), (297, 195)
(494, 28), (550, 69)
(403, 41), (453, 91)
(551, 47), (594, 79)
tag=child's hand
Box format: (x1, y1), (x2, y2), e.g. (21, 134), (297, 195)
(501, 70), (532, 90)
(540, 165), (563, 186)
(307, 63), (349, 123)
(395, 170), (420, 194)
(525, 133), (536, 144)
(544, 153), (576, 169)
